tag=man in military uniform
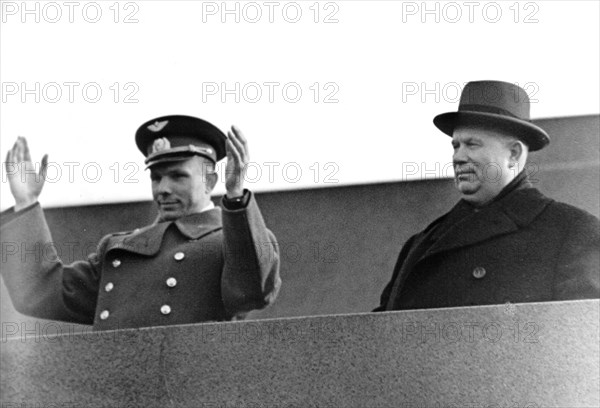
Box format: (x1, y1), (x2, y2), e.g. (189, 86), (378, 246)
(1, 115), (281, 330)
(375, 81), (599, 312)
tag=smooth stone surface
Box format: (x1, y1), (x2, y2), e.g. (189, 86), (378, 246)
(1, 300), (599, 408)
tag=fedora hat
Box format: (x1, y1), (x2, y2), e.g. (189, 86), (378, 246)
(433, 80), (550, 151)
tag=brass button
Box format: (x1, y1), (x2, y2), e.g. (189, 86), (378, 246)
(473, 266), (487, 279)
(105, 282), (114, 292)
(174, 252), (185, 261)
(161, 305), (172, 315)
(166, 277), (177, 287)
(100, 310), (110, 320)
(112, 259), (121, 268)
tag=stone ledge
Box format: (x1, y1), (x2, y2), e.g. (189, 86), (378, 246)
(2, 300), (599, 408)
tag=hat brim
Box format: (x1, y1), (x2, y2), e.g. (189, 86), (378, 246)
(433, 111), (550, 151)
(144, 153), (216, 169)
(135, 115), (227, 162)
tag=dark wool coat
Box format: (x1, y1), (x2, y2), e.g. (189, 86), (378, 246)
(1, 193), (281, 330)
(375, 186), (600, 311)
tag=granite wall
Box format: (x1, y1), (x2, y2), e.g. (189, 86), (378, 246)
(2, 300), (599, 407)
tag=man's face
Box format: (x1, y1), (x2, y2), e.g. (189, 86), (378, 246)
(150, 156), (216, 221)
(452, 125), (516, 206)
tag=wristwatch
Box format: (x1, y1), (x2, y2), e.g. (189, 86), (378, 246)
(223, 190), (250, 210)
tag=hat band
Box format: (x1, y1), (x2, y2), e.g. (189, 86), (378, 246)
(144, 145), (216, 165)
(459, 104), (524, 120)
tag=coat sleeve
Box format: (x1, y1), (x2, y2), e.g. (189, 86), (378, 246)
(552, 209), (600, 300)
(220, 191), (281, 317)
(0, 203), (104, 324)
(372, 235), (417, 312)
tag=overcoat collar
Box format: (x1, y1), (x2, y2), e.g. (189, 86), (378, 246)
(420, 186), (552, 261)
(106, 208), (223, 256)
(385, 174), (553, 311)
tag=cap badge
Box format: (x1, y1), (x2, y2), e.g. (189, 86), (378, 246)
(151, 137), (171, 154)
(148, 120), (169, 132)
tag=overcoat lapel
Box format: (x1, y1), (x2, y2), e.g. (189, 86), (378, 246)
(419, 188), (551, 263)
(384, 231), (431, 310)
(106, 222), (170, 256)
(385, 187), (552, 310)
(174, 208), (222, 239)
(105, 208), (223, 256)
(420, 206), (518, 261)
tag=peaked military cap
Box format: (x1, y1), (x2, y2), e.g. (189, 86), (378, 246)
(433, 80), (550, 151)
(136, 115), (227, 168)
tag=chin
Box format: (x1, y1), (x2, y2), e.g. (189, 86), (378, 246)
(456, 180), (480, 195)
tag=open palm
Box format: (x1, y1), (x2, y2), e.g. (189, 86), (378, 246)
(225, 126), (249, 198)
(5, 137), (48, 211)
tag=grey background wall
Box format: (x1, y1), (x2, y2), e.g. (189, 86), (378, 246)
(1, 115), (598, 327)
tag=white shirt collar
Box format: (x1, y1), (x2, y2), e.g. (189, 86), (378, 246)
(201, 201), (215, 212)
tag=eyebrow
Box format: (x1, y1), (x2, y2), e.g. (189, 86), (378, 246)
(150, 168), (190, 177)
(454, 136), (482, 144)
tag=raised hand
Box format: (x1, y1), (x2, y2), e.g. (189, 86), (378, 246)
(225, 126), (249, 198)
(5, 137), (48, 211)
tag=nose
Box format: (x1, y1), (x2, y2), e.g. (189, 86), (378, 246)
(453, 144), (468, 165)
(154, 176), (172, 196)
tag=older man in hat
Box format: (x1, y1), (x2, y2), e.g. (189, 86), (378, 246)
(375, 80), (599, 311)
(1, 115), (281, 330)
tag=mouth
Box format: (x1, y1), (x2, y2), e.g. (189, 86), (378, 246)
(455, 170), (477, 182)
(158, 201), (180, 208)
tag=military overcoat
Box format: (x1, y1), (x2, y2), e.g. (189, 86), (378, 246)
(1, 193), (281, 330)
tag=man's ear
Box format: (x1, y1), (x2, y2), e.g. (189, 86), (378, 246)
(197, 157), (218, 192)
(508, 139), (526, 164)
(205, 171), (218, 193)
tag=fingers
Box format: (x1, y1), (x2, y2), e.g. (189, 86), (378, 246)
(224, 127), (248, 197)
(227, 129), (244, 159)
(227, 125), (249, 163)
(9, 136), (30, 163)
(10, 138), (19, 162)
(8, 136), (46, 165)
(5, 142), (18, 179)
(226, 132), (243, 166)
(5, 150), (12, 175)
(21, 136), (32, 162)
(15, 137), (25, 162)
(231, 125), (248, 146)
(40, 154), (49, 181)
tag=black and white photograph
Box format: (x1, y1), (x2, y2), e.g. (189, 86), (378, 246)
(1, 1), (599, 407)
